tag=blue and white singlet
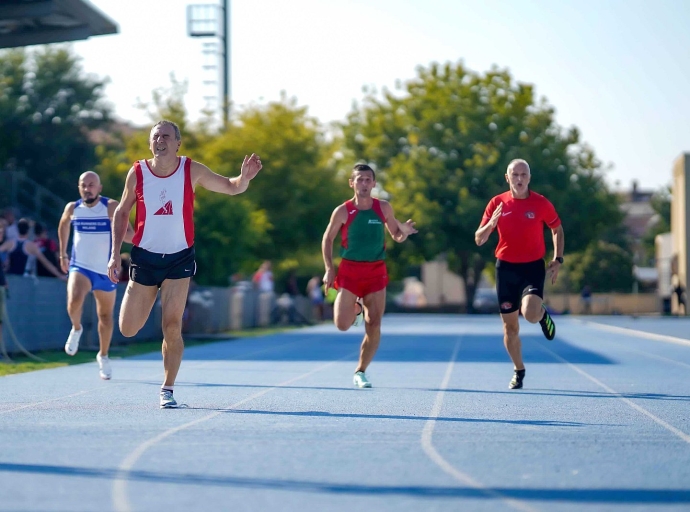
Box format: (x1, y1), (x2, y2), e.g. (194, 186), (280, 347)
(70, 196), (111, 275)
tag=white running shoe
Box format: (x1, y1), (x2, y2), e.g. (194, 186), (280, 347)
(353, 371), (372, 388)
(160, 389), (178, 409)
(64, 327), (83, 356)
(97, 353), (111, 380)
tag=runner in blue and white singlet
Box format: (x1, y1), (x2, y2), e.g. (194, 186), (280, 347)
(58, 171), (134, 379)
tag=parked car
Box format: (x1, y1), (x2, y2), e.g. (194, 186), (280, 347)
(472, 287), (499, 314)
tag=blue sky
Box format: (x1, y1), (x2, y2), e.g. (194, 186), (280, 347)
(74, 0), (690, 191)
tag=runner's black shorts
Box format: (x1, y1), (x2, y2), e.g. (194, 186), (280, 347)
(130, 245), (196, 288)
(495, 258), (545, 314)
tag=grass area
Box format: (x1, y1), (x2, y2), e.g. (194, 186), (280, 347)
(0, 325), (297, 377)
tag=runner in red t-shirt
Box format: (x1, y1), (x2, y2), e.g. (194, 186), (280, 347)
(475, 159), (565, 390)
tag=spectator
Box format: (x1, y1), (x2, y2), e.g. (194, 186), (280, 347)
(0, 230), (7, 357)
(0, 218), (9, 269)
(580, 284), (592, 315)
(34, 222), (60, 278)
(285, 270), (300, 296)
(0, 219), (12, 319)
(672, 274), (686, 316)
(252, 260), (274, 293)
(7, 218), (66, 280)
(306, 275), (325, 322)
(2, 207), (19, 241)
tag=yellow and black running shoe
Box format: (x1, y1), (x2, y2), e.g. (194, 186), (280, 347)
(539, 305), (556, 340)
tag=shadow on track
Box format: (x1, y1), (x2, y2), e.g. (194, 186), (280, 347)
(1, 462), (688, 503)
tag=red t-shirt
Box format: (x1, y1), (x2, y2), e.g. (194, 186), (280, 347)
(481, 190), (561, 263)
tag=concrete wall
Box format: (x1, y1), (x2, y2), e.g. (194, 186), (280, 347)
(1, 275), (315, 355)
(421, 260), (466, 306)
(546, 292), (661, 315)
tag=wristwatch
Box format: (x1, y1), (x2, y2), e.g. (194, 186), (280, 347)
(555, 256), (564, 264)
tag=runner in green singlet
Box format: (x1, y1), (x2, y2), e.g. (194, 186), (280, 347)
(322, 164), (418, 388)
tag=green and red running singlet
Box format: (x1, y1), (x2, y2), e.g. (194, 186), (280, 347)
(339, 198), (386, 262)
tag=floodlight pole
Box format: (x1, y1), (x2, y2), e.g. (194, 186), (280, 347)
(222, 0), (230, 127)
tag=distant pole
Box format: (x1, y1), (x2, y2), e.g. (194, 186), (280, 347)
(222, 0), (230, 127)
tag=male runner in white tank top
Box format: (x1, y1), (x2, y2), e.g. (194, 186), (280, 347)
(107, 120), (262, 408)
(58, 171), (134, 379)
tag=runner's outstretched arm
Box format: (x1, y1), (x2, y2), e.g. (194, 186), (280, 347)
(380, 201), (417, 243)
(193, 155), (262, 196)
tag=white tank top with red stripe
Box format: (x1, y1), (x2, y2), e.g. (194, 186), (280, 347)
(132, 156), (195, 254)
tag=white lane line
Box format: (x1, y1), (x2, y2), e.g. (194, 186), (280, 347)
(112, 352), (356, 512)
(536, 341), (690, 444)
(420, 339), (538, 512)
(578, 320), (690, 347)
(0, 390), (91, 414)
(0, 335), (316, 415)
(601, 340), (690, 371)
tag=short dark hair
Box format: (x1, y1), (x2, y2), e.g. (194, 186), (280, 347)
(351, 164), (375, 180)
(33, 221), (45, 236)
(17, 218), (30, 236)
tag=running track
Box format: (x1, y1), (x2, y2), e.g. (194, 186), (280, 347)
(1, 314), (689, 512)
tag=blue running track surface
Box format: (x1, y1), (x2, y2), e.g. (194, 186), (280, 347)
(1, 314), (689, 512)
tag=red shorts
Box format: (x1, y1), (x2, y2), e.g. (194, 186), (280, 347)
(334, 259), (388, 298)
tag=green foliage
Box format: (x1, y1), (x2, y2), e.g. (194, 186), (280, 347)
(567, 241), (634, 292)
(0, 46), (111, 201)
(343, 61), (623, 302)
(193, 188), (270, 285)
(203, 94), (348, 260)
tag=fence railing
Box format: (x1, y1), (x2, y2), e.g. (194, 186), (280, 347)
(0, 169), (67, 229)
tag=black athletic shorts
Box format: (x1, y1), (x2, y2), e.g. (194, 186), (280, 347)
(495, 258), (545, 314)
(130, 245), (196, 288)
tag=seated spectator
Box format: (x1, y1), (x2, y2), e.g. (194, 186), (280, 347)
(252, 260), (274, 293)
(34, 222), (60, 278)
(2, 207), (19, 241)
(7, 218), (66, 280)
(0, 218), (9, 270)
(306, 275), (325, 322)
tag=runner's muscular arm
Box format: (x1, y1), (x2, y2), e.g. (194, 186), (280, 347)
(192, 155), (262, 196)
(107, 199), (134, 244)
(108, 167), (137, 283)
(546, 224), (565, 285)
(475, 202), (502, 246)
(551, 224), (564, 260)
(57, 202), (75, 273)
(380, 201), (417, 243)
(321, 205), (347, 292)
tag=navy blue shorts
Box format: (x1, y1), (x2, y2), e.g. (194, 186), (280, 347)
(130, 246), (196, 288)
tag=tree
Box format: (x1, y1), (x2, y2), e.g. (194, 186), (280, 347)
(202, 94), (348, 261)
(567, 241), (634, 292)
(0, 46), (111, 203)
(343, 61), (623, 308)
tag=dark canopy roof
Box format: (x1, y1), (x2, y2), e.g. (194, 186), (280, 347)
(0, 0), (117, 48)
